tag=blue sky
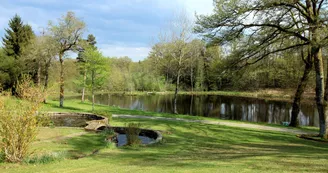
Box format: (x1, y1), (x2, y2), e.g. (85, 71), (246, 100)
(0, 0), (214, 61)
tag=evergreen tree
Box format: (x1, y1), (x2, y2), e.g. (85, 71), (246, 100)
(2, 14), (34, 59)
(0, 14), (34, 92)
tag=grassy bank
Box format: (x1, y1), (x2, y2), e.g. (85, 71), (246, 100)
(1, 98), (326, 173)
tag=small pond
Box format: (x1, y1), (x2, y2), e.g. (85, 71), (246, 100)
(48, 112), (161, 146)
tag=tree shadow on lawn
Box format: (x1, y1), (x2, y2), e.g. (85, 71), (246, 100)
(62, 132), (106, 159)
(43, 102), (88, 112)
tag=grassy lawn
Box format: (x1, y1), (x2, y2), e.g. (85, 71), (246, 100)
(0, 98), (327, 173)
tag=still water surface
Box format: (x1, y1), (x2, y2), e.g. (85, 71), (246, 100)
(85, 94), (318, 127)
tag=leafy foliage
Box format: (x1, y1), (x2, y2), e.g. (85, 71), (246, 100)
(125, 123), (142, 146)
(0, 77), (46, 163)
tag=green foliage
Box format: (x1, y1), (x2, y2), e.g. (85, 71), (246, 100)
(107, 57), (134, 91)
(2, 14), (34, 59)
(0, 77), (46, 163)
(125, 123), (142, 146)
(0, 15), (35, 91)
(48, 11), (86, 52)
(84, 48), (109, 91)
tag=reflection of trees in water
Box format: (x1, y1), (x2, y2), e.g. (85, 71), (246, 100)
(91, 94), (317, 126)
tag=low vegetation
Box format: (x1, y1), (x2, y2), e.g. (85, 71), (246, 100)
(125, 123), (142, 146)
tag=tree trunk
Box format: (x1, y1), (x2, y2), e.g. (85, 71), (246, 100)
(190, 94), (194, 115)
(59, 53), (64, 108)
(190, 65), (193, 93)
(43, 59), (51, 104)
(37, 61), (41, 86)
(82, 69), (86, 103)
(313, 47), (326, 137)
(166, 71), (169, 91)
(92, 70), (95, 111)
(289, 59), (313, 127)
(323, 51), (328, 139)
(173, 70), (181, 114)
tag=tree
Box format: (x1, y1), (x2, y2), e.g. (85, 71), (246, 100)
(2, 14), (34, 59)
(195, 0), (328, 138)
(77, 34), (97, 102)
(48, 11), (86, 107)
(186, 39), (206, 92)
(83, 48), (109, 111)
(1, 14), (34, 93)
(151, 11), (193, 114)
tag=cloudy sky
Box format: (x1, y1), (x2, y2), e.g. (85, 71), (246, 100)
(0, 0), (214, 61)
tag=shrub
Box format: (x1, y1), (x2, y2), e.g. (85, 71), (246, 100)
(125, 123), (142, 146)
(0, 76), (46, 163)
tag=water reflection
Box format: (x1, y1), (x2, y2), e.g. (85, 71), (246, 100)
(86, 94), (318, 127)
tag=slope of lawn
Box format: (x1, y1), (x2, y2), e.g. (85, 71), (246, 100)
(0, 98), (327, 173)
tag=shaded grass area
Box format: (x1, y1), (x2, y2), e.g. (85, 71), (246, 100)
(1, 117), (327, 173)
(42, 99), (319, 133)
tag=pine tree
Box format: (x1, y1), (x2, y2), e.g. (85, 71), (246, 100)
(0, 14), (34, 93)
(2, 14), (34, 59)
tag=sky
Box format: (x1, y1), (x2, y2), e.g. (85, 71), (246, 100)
(0, 0), (214, 61)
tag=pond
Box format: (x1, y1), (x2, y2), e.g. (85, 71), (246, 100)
(79, 94), (318, 127)
(48, 113), (161, 146)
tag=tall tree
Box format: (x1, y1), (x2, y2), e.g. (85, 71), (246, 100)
(152, 11), (193, 114)
(48, 11), (86, 107)
(2, 14), (34, 59)
(83, 47), (109, 111)
(1, 14), (35, 93)
(77, 34), (97, 102)
(195, 0), (328, 138)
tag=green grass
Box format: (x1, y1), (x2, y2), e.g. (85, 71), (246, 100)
(1, 97), (327, 172)
(1, 117), (327, 173)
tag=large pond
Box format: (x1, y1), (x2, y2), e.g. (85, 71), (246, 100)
(80, 94), (318, 127)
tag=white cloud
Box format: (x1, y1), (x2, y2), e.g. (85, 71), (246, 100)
(180, 0), (214, 16)
(99, 44), (151, 62)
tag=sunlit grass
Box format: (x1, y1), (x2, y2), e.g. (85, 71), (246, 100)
(1, 117), (327, 173)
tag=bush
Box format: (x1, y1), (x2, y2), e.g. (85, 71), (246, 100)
(125, 123), (142, 146)
(0, 76), (46, 163)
